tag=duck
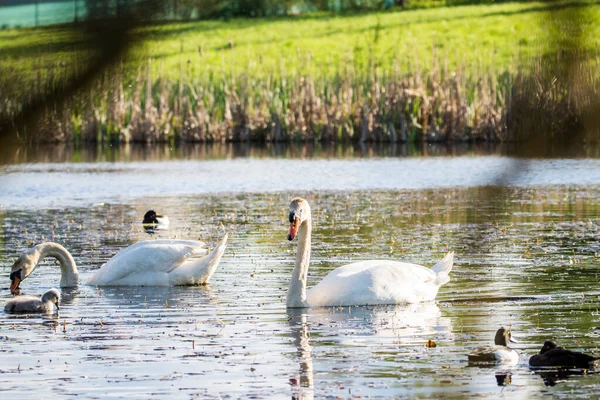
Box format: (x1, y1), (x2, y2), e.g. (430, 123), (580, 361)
(142, 210), (170, 231)
(284, 197), (454, 308)
(9, 234), (228, 293)
(4, 288), (60, 313)
(529, 340), (600, 369)
(467, 327), (519, 364)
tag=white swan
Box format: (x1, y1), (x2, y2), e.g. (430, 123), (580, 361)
(9, 234), (228, 292)
(5, 288), (60, 313)
(285, 198), (454, 308)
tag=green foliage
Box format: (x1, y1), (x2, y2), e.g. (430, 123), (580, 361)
(1, 1), (599, 143)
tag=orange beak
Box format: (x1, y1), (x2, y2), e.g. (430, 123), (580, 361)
(10, 276), (21, 294)
(287, 221), (299, 241)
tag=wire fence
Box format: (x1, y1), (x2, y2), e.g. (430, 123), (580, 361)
(0, 0), (529, 29)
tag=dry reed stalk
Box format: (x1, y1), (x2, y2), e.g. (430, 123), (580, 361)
(3, 49), (599, 145)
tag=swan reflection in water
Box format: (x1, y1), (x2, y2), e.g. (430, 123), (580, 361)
(287, 308), (314, 400)
(309, 302), (452, 346)
(89, 284), (219, 310)
(286, 303), (452, 399)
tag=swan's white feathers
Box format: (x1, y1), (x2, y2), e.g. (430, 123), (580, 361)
(430, 251), (454, 283)
(86, 239), (214, 286)
(170, 233), (228, 285)
(306, 256), (453, 307)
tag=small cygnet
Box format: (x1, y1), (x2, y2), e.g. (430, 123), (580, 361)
(4, 288), (60, 313)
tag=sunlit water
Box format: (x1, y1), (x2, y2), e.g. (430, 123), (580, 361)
(1, 146), (600, 398)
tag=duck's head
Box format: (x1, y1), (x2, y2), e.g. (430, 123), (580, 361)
(287, 198), (311, 241)
(540, 340), (558, 354)
(494, 327), (516, 346)
(41, 288), (61, 310)
(9, 246), (41, 294)
(143, 210), (159, 225)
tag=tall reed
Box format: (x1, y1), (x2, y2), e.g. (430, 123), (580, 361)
(2, 49), (599, 144)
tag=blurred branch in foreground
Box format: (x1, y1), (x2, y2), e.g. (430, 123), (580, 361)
(0, 0), (165, 146)
(508, 1), (600, 157)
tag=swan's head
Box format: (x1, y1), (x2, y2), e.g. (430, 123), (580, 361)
(143, 210), (159, 224)
(494, 327), (516, 346)
(287, 198), (311, 241)
(41, 288), (61, 310)
(540, 340), (558, 354)
(9, 246), (42, 294)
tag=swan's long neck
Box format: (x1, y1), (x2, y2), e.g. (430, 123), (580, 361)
(287, 217), (312, 308)
(37, 242), (79, 287)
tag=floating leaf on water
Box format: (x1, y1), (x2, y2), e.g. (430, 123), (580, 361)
(426, 339), (437, 348)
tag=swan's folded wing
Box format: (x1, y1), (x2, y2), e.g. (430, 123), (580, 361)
(308, 260), (439, 306)
(87, 240), (208, 285)
(106, 239), (207, 259)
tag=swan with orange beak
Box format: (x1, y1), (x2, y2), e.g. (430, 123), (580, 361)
(284, 197), (454, 308)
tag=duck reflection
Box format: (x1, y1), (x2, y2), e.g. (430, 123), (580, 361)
(495, 372), (512, 386)
(533, 368), (595, 387)
(287, 308), (314, 400)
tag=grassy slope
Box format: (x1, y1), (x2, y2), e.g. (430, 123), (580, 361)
(1, 1), (599, 82)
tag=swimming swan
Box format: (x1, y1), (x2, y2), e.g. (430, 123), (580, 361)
(5, 288), (60, 313)
(468, 327), (519, 365)
(9, 234), (228, 292)
(285, 197), (454, 308)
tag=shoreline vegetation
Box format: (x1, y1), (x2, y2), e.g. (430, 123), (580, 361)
(4, 140), (600, 166)
(1, 1), (599, 145)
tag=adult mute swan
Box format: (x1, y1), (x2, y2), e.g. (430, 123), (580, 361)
(5, 288), (60, 313)
(9, 234), (228, 293)
(468, 327), (519, 365)
(285, 198), (454, 308)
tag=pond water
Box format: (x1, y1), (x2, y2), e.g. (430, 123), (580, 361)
(1, 143), (600, 398)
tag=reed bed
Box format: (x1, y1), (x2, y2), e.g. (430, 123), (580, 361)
(3, 1), (599, 144)
(3, 47), (599, 144)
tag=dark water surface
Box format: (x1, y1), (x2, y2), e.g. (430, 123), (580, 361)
(1, 144), (600, 398)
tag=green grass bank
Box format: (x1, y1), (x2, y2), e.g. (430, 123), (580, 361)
(1, 1), (599, 144)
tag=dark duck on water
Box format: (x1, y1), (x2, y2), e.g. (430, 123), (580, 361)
(529, 340), (600, 369)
